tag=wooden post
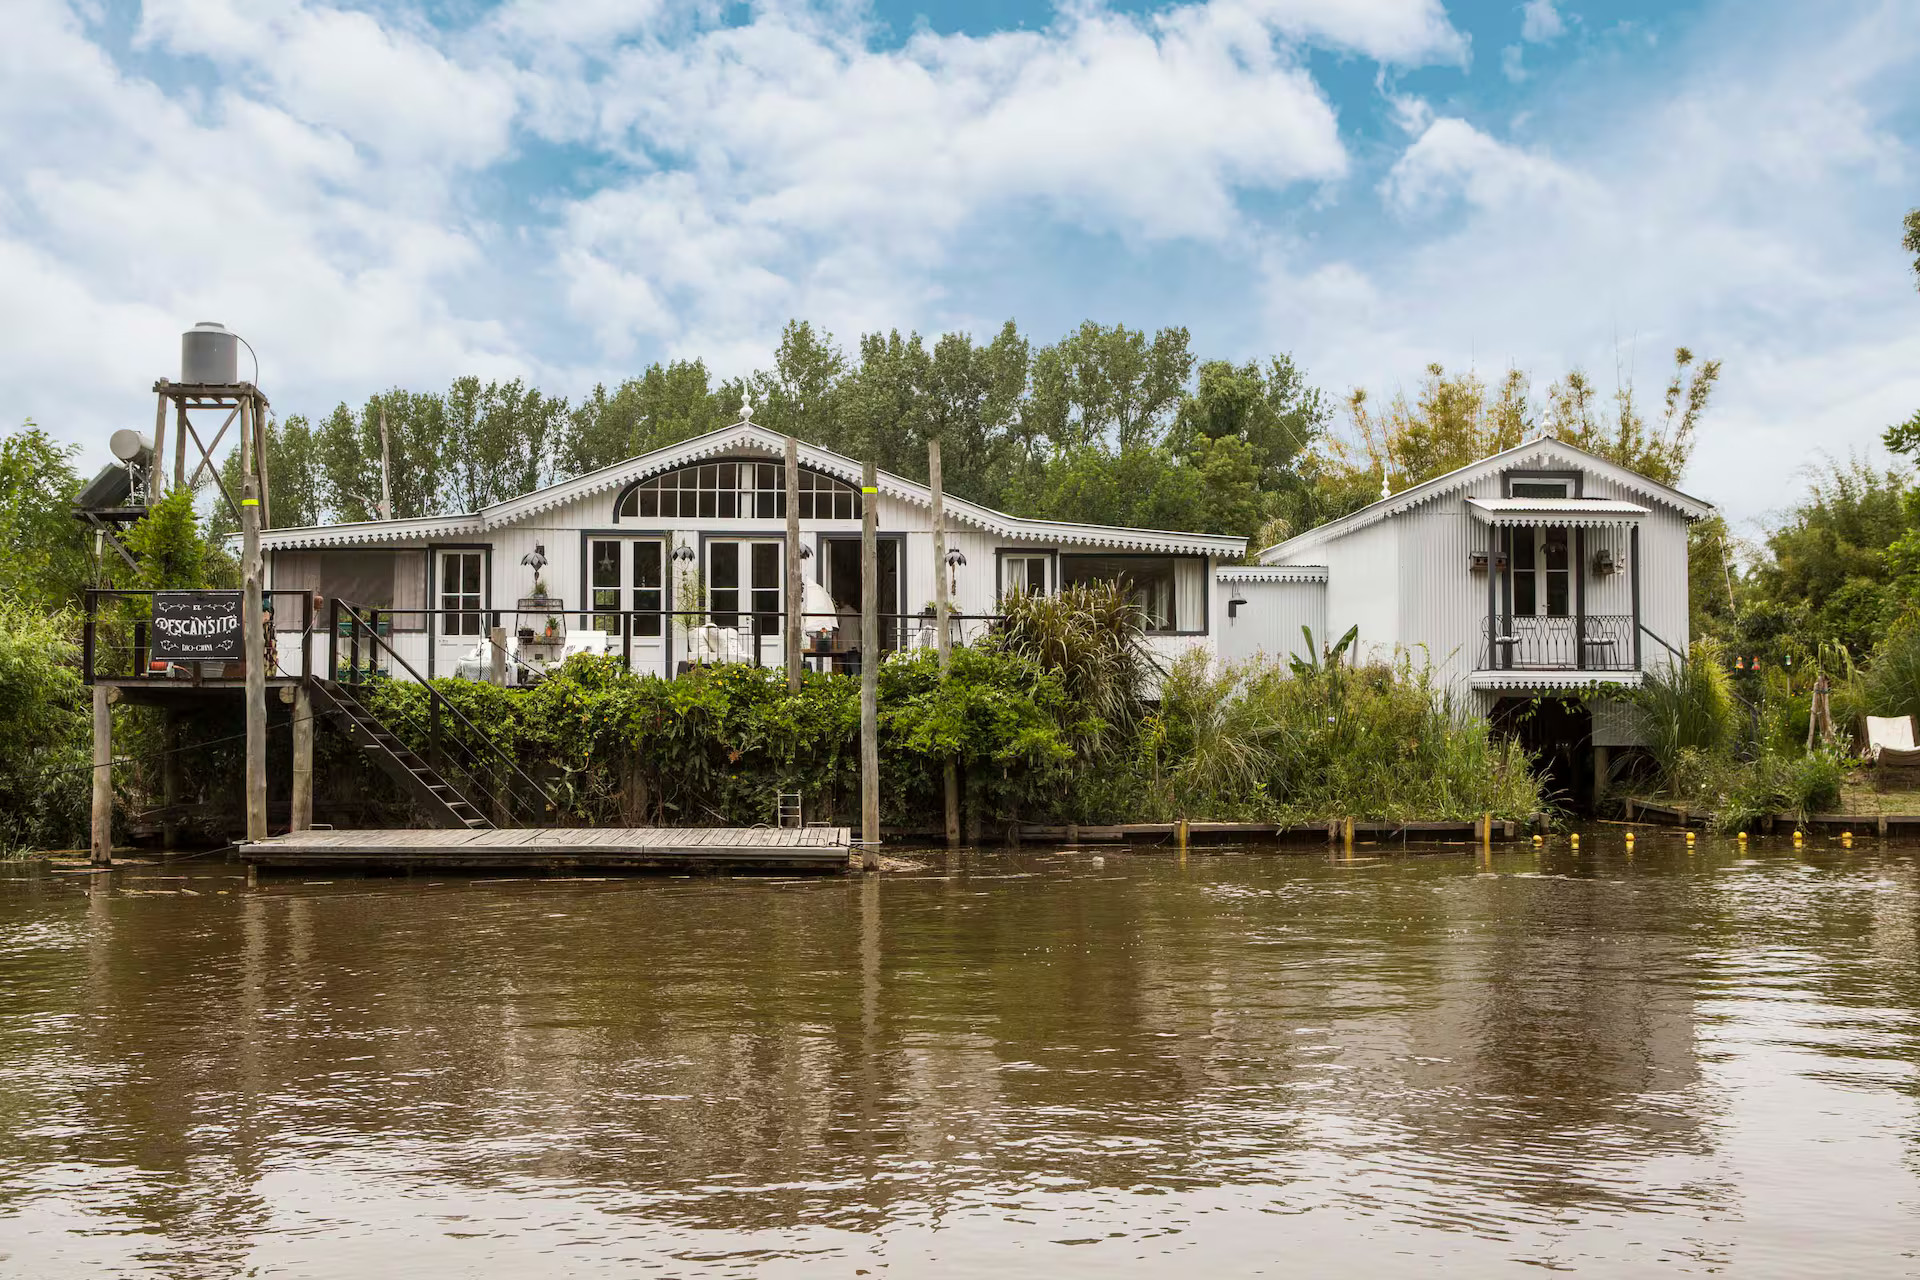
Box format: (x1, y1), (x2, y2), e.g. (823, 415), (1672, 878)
(90, 684), (112, 866)
(291, 683), (313, 833)
(931, 439), (960, 850)
(173, 399), (188, 491)
(1176, 818), (1189, 857)
(490, 625), (507, 686)
(255, 393), (273, 531)
(241, 396), (268, 845)
(860, 459), (880, 870)
(377, 405), (392, 521)
(161, 710), (180, 851)
(785, 436), (803, 692)
(150, 392), (168, 504)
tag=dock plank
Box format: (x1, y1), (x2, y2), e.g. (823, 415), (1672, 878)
(241, 825), (850, 873)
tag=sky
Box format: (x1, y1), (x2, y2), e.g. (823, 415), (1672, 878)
(2, 0), (1917, 536)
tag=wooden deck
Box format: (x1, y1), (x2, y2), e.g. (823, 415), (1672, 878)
(241, 826), (852, 872)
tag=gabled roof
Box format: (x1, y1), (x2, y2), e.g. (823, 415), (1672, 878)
(1257, 435), (1713, 563)
(260, 419), (1248, 556)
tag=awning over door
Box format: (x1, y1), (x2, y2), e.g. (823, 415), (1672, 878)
(1466, 497), (1648, 528)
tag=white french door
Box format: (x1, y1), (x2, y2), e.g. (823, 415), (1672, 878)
(706, 539), (785, 667)
(588, 537), (669, 677)
(1510, 526), (1570, 618)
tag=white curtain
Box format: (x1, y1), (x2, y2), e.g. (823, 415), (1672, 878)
(1175, 558), (1204, 633)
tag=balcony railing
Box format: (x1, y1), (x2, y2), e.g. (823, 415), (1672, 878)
(1482, 614), (1635, 671)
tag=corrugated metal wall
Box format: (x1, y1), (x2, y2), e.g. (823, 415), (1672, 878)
(1213, 576), (1326, 666)
(1316, 518), (1399, 665)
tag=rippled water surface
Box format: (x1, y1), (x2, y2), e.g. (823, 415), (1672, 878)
(2, 835), (1918, 1277)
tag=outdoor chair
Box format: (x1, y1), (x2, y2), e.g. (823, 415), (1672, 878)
(1864, 714), (1920, 790)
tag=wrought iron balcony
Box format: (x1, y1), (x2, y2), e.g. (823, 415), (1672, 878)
(1482, 614), (1635, 671)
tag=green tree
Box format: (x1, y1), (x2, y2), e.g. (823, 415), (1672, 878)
(749, 320), (848, 450)
(0, 595), (90, 851)
(123, 488), (214, 590)
(443, 377), (566, 511)
(1905, 207), (1920, 287)
(315, 389), (451, 522)
(0, 421), (89, 610)
(1739, 460), (1910, 660)
(1543, 347), (1719, 486)
(557, 360), (739, 477)
(1332, 364), (1532, 491)
(1024, 321), (1193, 454)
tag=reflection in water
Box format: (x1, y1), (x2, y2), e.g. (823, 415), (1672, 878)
(1, 836), (1917, 1276)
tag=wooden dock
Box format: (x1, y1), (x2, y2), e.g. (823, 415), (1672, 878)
(241, 826), (852, 873)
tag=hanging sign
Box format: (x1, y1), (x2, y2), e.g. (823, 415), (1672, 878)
(152, 590), (244, 661)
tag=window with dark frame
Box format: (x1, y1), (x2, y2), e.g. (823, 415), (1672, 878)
(1002, 555), (1048, 598)
(1059, 554), (1179, 633)
(440, 550), (483, 636)
(617, 463), (863, 521)
(633, 541), (664, 637)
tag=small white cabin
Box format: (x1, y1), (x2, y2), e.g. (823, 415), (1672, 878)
(262, 418), (1247, 681)
(1248, 434), (1713, 713)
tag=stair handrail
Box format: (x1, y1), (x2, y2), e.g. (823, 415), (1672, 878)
(334, 601), (564, 824)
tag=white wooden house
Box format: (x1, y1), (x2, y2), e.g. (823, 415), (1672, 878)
(1238, 435), (1713, 778)
(262, 416), (1247, 681)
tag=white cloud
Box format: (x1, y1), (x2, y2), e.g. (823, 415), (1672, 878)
(1521, 0), (1565, 44)
(1272, 3), (1920, 526)
(552, 2), (1363, 357)
(1379, 114), (1587, 216)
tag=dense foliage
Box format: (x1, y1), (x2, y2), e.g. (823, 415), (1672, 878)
(0, 597), (90, 852)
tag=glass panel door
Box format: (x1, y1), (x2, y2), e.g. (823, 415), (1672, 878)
(590, 540), (622, 635)
(704, 539), (784, 666)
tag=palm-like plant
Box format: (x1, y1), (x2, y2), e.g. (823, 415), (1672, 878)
(989, 581), (1157, 748)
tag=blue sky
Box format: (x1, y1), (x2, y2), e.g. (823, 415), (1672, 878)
(3, 0), (1917, 534)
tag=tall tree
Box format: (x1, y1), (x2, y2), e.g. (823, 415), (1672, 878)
(749, 321), (847, 451)
(314, 389), (451, 522)
(1024, 322), (1193, 455)
(558, 360), (738, 477)
(0, 421), (89, 610)
(1332, 364), (1532, 491)
(443, 377), (567, 512)
(924, 322), (1030, 505)
(1906, 207), (1920, 288)
(1542, 347), (1718, 486)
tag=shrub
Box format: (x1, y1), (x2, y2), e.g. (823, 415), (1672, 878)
(1634, 643), (1738, 780)
(0, 596), (90, 852)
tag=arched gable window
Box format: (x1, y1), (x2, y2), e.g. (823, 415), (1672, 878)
(615, 461), (864, 521)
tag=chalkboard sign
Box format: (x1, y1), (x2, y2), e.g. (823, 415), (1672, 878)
(152, 591), (244, 662)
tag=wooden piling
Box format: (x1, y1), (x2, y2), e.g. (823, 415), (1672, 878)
(90, 684), (112, 866)
(241, 407), (268, 845)
(931, 438), (960, 850)
(489, 626), (507, 685)
(859, 460), (880, 870)
(291, 682), (314, 833)
(161, 709), (180, 852)
(785, 435), (803, 693)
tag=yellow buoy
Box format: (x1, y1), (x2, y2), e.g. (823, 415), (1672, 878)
(1793, 829), (1804, 846)
(1738, 830), (1748, 843)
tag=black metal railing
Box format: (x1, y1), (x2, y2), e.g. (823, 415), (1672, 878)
(82, 588), (313, 684)
(1482, 613), (1636, 671)
(322, 605), (1004, 686)
(330, 601), (563, 825)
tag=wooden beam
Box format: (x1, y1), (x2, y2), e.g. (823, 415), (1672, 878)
(860, 458), (880, 869)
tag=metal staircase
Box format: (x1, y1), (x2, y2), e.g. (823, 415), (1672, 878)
(315, 601), (562, 830)
(311, 680), (493, 830)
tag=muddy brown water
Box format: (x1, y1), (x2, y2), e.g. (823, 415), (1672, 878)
(2, 834), (1917, 1277)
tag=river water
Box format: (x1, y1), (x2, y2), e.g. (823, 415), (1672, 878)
(1, 835), (1917, 1277)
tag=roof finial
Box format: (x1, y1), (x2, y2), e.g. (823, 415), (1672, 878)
(739, 392), (754, 424)
(1381, 468), (1391, 500)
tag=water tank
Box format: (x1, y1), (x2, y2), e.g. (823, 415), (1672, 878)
(109, 429), (154, 463)
(182, 321), (239, 384)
